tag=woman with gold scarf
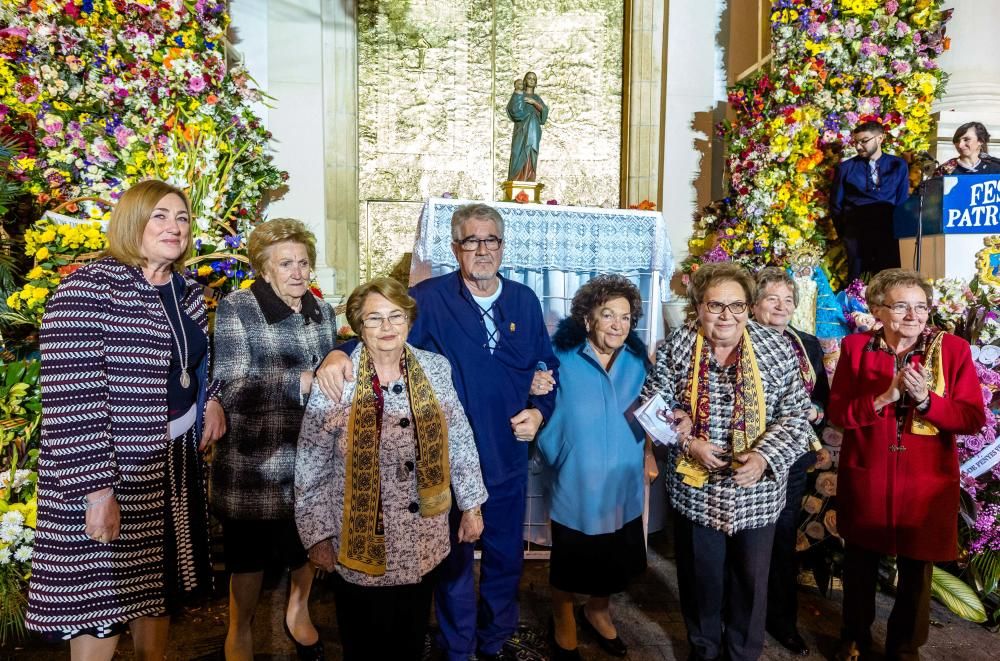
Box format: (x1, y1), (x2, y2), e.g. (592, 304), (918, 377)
(642, 262), (814, 661)
(829, 269), (984, 661)
(294, 277), (487, 661)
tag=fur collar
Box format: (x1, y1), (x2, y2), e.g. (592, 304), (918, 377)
(551, 316), (647, 358)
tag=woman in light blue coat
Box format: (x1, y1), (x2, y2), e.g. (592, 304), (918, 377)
(538, 275), (657, 660)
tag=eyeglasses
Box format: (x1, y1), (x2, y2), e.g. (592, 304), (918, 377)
(852, 135), (877, 147)
(456, 236), (503, 252)
(362, 312), (409, 328)
(702, 300), (748, 315)
(883, 302), (929, 316)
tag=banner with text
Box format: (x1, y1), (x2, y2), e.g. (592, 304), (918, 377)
(943, 174), (1000, 234)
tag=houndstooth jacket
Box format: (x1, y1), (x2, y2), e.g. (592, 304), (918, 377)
(642, 320), (815, 534)
(211, 281), (337, 520)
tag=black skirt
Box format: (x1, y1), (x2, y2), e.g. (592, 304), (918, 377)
(549, 516), (647, 596)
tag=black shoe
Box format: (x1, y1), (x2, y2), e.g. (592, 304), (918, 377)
(577, 605), (627, 657)
(546, 617), (583, 661)
(283, 619), (325, 661)
(769, 629), (809, 656)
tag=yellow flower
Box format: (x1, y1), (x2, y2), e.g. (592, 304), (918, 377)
(240, 279), (255, 289)
(197, 265), (214, 277)
(26, 266), (46, 280)
(6, 293), (21, 310)
(14, 156), (36, 171)
(35, 246), (51, 261)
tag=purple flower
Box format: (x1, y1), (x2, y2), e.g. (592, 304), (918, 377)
(969, 504), (1000, 553)
(961, 433), (986, 455)
(704, 245), (730, 263)
(891, 60), (911, 75)
(113, 125), (134, 149)
(189, 75), (207, 94)
(886, 0), (899, 13)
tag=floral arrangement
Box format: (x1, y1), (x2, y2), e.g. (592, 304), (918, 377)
(0, 0), (286, 311)
(685, 0), (950, 285)
(0, 359), (40, 643)
(3, 214), (108, 326)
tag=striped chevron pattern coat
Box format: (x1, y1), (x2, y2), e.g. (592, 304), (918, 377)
(25, 257), (221, 632)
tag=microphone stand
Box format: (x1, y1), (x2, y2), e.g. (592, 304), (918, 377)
(913, 157), (937, 273)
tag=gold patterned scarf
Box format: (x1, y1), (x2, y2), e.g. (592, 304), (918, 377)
(911, 330), (945, 436)
(339, 345), (451, 575)
(676, 328), (767, 488)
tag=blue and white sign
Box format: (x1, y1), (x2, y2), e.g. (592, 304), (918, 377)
(942, 174), (1000, 234)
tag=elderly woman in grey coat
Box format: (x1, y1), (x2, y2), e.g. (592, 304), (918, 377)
(212, 219), (336, 661)
(295, 277), (487, 661)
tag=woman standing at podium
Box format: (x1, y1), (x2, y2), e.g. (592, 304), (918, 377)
(934, 121), (1000, 175)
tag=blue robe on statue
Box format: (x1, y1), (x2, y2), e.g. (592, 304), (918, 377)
(506, 91), (548, 181)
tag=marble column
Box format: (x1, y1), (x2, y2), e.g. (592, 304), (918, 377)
(657, 0), (727, 283)
(229, 0), (348, 298)
(623, 0), (666, 208)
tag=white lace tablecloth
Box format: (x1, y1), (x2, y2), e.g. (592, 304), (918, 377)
(412, 197), (673, 280)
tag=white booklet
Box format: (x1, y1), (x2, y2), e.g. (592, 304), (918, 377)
(635, 393), (679, 446)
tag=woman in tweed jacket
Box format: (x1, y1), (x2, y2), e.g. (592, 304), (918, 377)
(642, 262), (814, 661)
(295, 277), (487, 661)
(26, 180), (226, 659)
(212, 219), (336, 661)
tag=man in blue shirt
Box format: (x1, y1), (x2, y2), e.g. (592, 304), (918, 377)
(830, 121), (911, 281)
(316, 203), (559, 660)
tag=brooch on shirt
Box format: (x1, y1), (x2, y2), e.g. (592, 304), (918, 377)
(510, 322), (516, 332)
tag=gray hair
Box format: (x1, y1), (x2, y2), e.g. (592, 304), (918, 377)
(754, 266), (799, 306)
(450, 203), (505, 242)
(866, 268), (932, 307)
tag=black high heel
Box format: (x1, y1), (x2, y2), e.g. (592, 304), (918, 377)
(283, 619), (325, 661)
(577, 605), (627, 657)
(547, 616), (583, 661)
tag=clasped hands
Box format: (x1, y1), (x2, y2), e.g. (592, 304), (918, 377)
(668, 409), (766, 487)
(876, 363), (931, 410)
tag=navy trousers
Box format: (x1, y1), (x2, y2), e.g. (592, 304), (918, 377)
(435, 475), (527, 660)
(674, 511), (776, 661)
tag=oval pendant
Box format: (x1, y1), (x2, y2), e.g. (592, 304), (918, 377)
(180, 370), (191, 389)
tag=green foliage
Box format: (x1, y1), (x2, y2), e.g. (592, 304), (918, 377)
(970, 550), (1000, 599)
(931, 566), (988, 623)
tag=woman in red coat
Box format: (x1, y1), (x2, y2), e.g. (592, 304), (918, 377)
(828, 269), (985, 661)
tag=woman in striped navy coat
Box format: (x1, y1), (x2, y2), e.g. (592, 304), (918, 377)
(26, 180), (226, 660)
